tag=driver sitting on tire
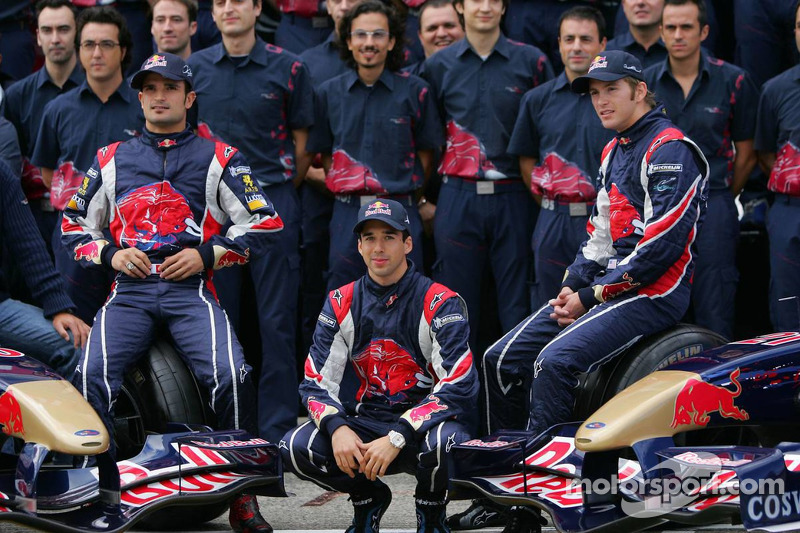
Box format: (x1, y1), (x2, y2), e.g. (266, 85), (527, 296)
(62, 52), (281, 533)
(451, 51), (711, 532)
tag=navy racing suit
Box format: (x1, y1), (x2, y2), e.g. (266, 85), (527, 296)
(61, 127), (284, 447)
(483, 106), (710, 435)
(282, 263), (479, 498)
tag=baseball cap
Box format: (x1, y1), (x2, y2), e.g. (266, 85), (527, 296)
(131, 52), (193, 90)
(571, 50), (645, 94)
(353, 199), (411, 234)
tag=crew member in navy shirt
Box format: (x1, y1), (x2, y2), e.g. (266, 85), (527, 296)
(509, 6), (613, 308)
(754, 2), (800, 333)
(188, 0), (314, 444)
(645, 0), (758, 340)
(32, 6), (144, 323)
(308, 0), (442, 291)
(421, 0), (552, 350)
(5, 0), (84, 249)
(606, 0), (667, 68)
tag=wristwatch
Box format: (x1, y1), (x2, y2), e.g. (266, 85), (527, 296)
(388, 430), (406, 449)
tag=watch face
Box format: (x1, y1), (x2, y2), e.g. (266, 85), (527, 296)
(390, 431), (405, 448)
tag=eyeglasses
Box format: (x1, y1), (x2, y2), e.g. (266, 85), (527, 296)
(80, 40), (121, 51)
(349, 29), (390, 42)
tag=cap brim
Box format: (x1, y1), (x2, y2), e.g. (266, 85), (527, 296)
(571, 71), (629, 94)
(353, 216), (407, 234)
(130, 70), (192, 90)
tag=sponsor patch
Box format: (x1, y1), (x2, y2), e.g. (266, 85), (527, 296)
(143, 54), (167, 69)
(365, 200), (391, 216)
(588, 55), (607, 72)
(245, 193), (267, 211)
(623, 63), (642, 73)
(649, 163), (683, 173)
(433, 313), (464, 329)
(654, 176), (677, 192)
(87, 168), (98, 178)
(317, 313), (336, 328)
(585, 422), (605, 429)
(229, 165), (251, 177)
(75, 429), (101, 436)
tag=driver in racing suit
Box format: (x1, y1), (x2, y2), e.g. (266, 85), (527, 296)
(281, 199), (479, 533)
(61, 52), (280, 533)
(476, 50), (710, 532)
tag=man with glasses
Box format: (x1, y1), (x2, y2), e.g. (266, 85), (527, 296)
(32, 5), (143, 323)
(307, 0), (442, 292)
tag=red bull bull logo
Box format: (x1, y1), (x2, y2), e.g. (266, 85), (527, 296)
(0, 391), (25, 437)
(770, 141), (800, 196)
(531, 153), (596, 201)
(50, 161), (85, 211)
(307, 398), (330, 424)
(671, 368), (749, 428)
(608, 183), (644, 241)
(216, 248), (250, 268)
(74, 241), (102, 263)
(352, 339), (425, 403)
(404, 395), (448, 429)
(117, 182), (201, 251)
(327, 150), (384, 194)
(439, 121), (497, 178)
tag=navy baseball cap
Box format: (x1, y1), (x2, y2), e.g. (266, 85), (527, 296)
(353, 199), (411, 234)
(571, 51), (645, 94)
(131, 52), (193, 90)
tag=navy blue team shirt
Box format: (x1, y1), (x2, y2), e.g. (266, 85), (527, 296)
(508, 71), (613, 201)
(421, 34), (553, 181)
(606, 31), (667, 70)
(300, 33), (349, 86)
(755, 63), (800, 196)
(32, 80), (144, 210)
(188, 38), (314, 186)
(646, 52), (759, 191)
(307, 69), (442, 194)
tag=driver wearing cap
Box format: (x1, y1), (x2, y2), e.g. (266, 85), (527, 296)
(282, 198), (478, 533)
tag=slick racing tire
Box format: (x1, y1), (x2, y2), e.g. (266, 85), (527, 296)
(115, 336), (214, 460)
(573, 323), (727, 420)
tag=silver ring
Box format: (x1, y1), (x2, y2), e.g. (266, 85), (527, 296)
(126, 261), (135, 271)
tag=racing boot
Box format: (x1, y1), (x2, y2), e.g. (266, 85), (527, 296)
(501, 506), (544, 533)
(346, 481), (392, 532)
(229, 493), (273, 533)
(445, 498), (506, 529)
(415, 493), (448, 532)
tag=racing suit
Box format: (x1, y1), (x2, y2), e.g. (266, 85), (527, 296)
(61, 127), (284, 447)
(483, 106), (710, 435)
(282, 264), (478, 498)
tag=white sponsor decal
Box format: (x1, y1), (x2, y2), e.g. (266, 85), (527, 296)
(317, 313), (336, 328)
(649, 163), (683, 173)
(433, 314), (465, 329)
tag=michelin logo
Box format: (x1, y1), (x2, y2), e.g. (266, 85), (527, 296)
(87, 168), (98, 178)
(433, 314), (465, 329)
(229, 165), (251, 177)
(649, 163), (683, 173)
(317, 313), (336, 329)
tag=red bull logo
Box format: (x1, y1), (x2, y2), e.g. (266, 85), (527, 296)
(439, 121), (497, 178)
(598, 272), (640, 301)
(365, 201), (391, 216)
(158, 138), (177, 148)
(405, 395), (448, 428)
(50, 161), (85, 211)
(0, 391), (25, 437)
(607, 183), (644, 241)
(117, 182), (201, 251)
(531, 153), (596, 201)
(770, 141), (800, 196)
(216, 249), (249, 268)
(671, 368), (749, 428)
(143, 54), (167, 69)
(74, 241), (102, 263)
(352, 339), (425, 403)
(307, 398), (330, 424)
(327, 150), (384, 194)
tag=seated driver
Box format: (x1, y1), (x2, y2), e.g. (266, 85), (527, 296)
(282, 199), (479, 533)
(61, 52), (280, 533)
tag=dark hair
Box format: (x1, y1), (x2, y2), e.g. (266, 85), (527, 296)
(35, 0), (77, 24)
(451, 0), (508, 13)
(76, 6), (134, 71)
(664, 0), (708, 28)
(338, 0), (405, 73)
(622, 77), (656, 109)
(558, 6), (606, 42)
(419, 0), (460, 26)
(149, 0), (199, 23)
